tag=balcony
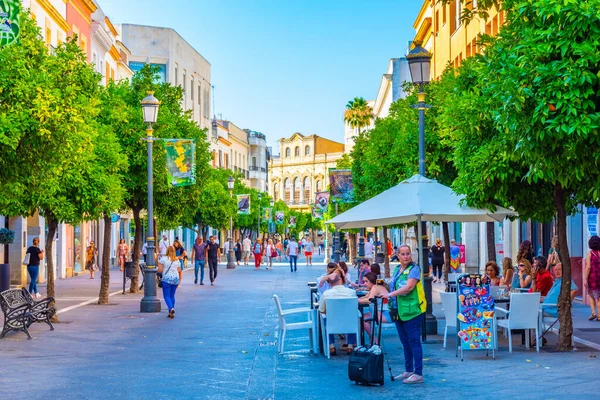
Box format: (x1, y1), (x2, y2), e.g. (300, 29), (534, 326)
(249, 166), (267, 180)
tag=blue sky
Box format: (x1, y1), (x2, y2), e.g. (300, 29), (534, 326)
(100, 0), (423, 152)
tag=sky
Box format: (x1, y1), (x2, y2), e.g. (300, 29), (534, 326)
(99, 0), (423, 153)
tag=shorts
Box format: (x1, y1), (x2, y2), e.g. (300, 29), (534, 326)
(304, 252), (312, 256)
(243, 251), (251, 259)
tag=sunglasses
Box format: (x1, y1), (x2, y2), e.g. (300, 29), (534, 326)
(518, 264), (525, 267)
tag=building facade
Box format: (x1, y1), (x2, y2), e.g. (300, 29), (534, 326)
(269, 133), (344, 212)
(246, 130), (269, 192)
(118, 24), (212, 130)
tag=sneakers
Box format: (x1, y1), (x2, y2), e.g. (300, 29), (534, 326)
(35, 293), (42, 299)
(200, 282), (204, 285)
(211, 282), (214, 286)
(194, 279), (198, 284)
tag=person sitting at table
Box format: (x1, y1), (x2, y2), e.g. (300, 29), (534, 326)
(318, 262), (338, 294)
(318, 268), (357, 355)
(338, 261), (352, 287)
(501, 257), (514, 288)
(530, 256), (553, 296)
(359, 272), (390, 344)
(541, 263), (578, 316)
(485, 261), (501, 286)
(370, 263), (381, 277)
(357, 259), (370, 285)
(512, 259), (533, 290)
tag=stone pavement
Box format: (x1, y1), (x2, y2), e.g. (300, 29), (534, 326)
(0, 258), (598, 400)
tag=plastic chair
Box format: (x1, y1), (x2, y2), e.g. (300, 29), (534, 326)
(319, 297), (360, 359)
(490, 286), (508, 299)
(272, 294), (314, 355)
(439, 291), (458, 351)
(496, 292), (541, 353)
(447, 273), (460, 284)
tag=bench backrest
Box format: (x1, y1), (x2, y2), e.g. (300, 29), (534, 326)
(0, 288), (29, 312)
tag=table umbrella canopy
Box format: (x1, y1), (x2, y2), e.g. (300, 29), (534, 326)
(325, 174), (517, 229)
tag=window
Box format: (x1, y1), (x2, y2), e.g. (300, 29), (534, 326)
(218, 150), (223, 168)
(293, 177), (300, 204)
(45, 27), (51, 45)
(450, 1), (457, 33)
(316, 180), (322, 192)
(285, 148), (291, 158)
(182, 71), (186, 94)
(303, 177), (311, 203)
(197, 84), (201, 106)
(174, 64), (178, 86)
(442, 4), (447, 24)
(435, 10), (439, 33)
(294, 147), (300, 157)
(191, 78), (194, 100)
(274, 183), (280, 202)
(305, 145), (310, 156)
(284, 178), (291, 203)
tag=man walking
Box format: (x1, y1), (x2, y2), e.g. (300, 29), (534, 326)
(287, 237), (299, 272)
(191, 236), (207, 285)
(364, 238), (374, 264)
(304, 237), (314, 266)
(242, 235), (252, 265)
(205, 236), (221, 286)
(159, 234), (169, 257)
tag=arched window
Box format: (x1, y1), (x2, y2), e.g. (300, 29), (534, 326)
(284, 178), (291, 203)
(303, 177), (311, 204)
(293, 177), (301, 204)
(273, 183), (280, 202)
(285, 147), (291, 158)
(316, 180), (322, 192)
(305, 145), (311, 156)
(294, 146), (300, 157)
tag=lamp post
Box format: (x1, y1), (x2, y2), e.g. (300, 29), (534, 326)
(407, 41), (436, 337)
(226, 176), (236, 269)
(140, 92), (161, 313)
(257, 193), (262, 241)
(269, 199), (274, 237)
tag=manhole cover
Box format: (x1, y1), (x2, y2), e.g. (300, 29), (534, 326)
(577, 328), (600, 332)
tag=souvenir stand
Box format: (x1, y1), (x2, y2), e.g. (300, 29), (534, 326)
(456, 274), (496, 360)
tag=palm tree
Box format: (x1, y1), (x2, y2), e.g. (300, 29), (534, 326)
(344, 97), (373, 135)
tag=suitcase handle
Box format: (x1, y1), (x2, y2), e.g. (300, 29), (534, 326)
(368, 296), (384, 347)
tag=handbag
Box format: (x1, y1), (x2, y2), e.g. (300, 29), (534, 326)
(22, 253), (30, 266)
(157, 260), (175, 288)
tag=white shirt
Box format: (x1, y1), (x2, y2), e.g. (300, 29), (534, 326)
(142, 243), (148, 256)
(243, 238), (252, 251)
(224, 241), (230, 253)
(159, 239), (169, 256)
(319, 285), (357, 313)
(287, 241), (299, 256)
(364, 241), (374, 257)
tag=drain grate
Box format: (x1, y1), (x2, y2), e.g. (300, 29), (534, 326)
(577, 328), (600, 333)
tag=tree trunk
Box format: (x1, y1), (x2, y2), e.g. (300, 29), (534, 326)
(554, 185), (573, 351)
(98, 213), (112, 304)
(487, 222), (496, 262)
(45, 215), (59, 323)
(442, 222), (451, 282)
(383, 226), (390, 278)
(130, 206), (142, 293)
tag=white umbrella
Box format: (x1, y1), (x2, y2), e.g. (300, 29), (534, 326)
(326, 174), (516, 229)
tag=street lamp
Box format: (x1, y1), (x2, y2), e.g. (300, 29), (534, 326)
(407, 41), (436, 337)
(227, 176), (236, 269)
(257, 193), (262, 241)
(140, 91), (161, 313)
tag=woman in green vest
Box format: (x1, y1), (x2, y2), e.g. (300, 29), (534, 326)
(383, 244), (427, 384)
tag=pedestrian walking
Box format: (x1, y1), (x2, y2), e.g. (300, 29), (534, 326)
(158, 246), (182, 319)
(304, 237), (314, 266)
(276, 239), (283, 262)
(429, 238), (444, 283)
(382, 244), (427, 384)
(191, 236), (207, 285)
(205, 236), (221, 286)
(287, 237), (299, 272)
(585, 235), (600, 320)
(364, 238), (374, 264)
(117, 239), (129, 272)
(234, 240), (242, 265)
(25, 237), (44, 298)
(173, 240), (187, 273)
(242, 236), (252, 265)
(86, 241), (98, 279)
(159, 234), (169, 257)
(252, 238), (263, 270)
(265, 239), (276, 270)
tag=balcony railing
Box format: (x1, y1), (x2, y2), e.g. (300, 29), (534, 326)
(249, 166), (266, 173)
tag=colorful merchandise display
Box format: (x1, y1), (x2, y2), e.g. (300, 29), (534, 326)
(457, 274), (495, 357)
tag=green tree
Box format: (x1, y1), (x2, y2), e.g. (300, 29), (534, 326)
(443, 0), (600, 350)
(344, 97), (373, 136)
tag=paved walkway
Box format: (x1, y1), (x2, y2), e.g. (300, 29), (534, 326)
(1, 260), (598, 399)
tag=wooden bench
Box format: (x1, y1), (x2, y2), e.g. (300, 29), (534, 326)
(0, 288), (56, 340)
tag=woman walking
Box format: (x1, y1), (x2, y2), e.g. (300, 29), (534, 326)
(234, 240), (242, 266)
(117, 239), (129, 272)
(585, 236), (600, 320)
(25, 237), (44, 298)
(173, 240), (187, 272)
(383, 244), (426, 384)
(158, 246), (182, 319)
(253, 238), (263, 270)
(265, 239), (276, 270)
(429, 238), (444, 283)
(86, 241), (98, 279)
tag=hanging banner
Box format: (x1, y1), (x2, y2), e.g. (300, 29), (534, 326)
(457, 274), (495, 351)
(312, 204), (323, 221)
(0, 0), (20, 47)
(164, 139), (196, 187)
(329, 169), (354, 203)
(288, 216), (297, 228)
(315, 191), (330, 213)
(262, 207), (273, 222)
(237, 194), (250, 214)
(275, 211), (285, 225)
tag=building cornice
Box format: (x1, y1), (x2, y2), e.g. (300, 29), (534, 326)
(37, 0), (70, 32)
(413, 0), (431, 30)
(217, 136), (232, 146)
(105, 16), (118, 37)
(108, 44), (120, 61)
(415, 17), (432, 44)
(91, 21), (112, 54)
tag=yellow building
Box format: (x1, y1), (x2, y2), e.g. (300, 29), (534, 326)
(413, 0), (505, 79)
(269, 133), (344, 211)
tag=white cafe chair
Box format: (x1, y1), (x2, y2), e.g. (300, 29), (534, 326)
(490, 286), (508, 299)
(439, 291), (458, 353)
(496, 292), (541, 353)
(272, 294), (314, 355)
(320, 297), (360, 359)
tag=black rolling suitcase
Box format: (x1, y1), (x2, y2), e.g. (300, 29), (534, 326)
(348, 297), (384, 386)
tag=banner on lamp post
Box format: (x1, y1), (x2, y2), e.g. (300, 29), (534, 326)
(288, 216), (297, 228)
(275, 211), (285, 225)
(315, 191), (330, 213)
(262, 207), (273, 222)
(311, 204), (323, 220)
(237, 194), (250, 215)
(0, 0), (20, 47)
(164, 139), (196, 187)
(329, 169), (354, 203)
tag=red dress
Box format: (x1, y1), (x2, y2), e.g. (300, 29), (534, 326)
(588, 251), (600, 300)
